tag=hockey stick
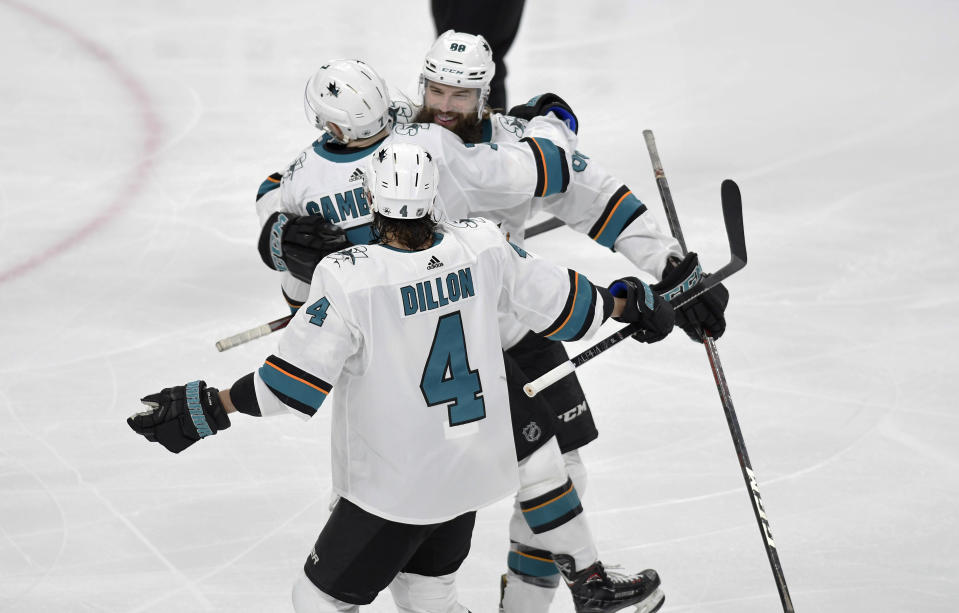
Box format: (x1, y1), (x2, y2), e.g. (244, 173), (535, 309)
(215, 314), (293, 352)
(522, 181), (745, 397)
(215, 216), (566, 352)
(524, 216), (564, 238)
(643, 129), (795, 613)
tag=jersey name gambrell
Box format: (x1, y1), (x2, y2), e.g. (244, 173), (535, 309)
(401, 267), (475, 316)
(305, 187), (371, 223)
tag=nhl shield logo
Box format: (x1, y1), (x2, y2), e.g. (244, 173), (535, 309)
(522, 421), (542, 442)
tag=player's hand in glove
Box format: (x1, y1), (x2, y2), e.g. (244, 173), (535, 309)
(652, 252), (730, 341)
(508, 93), (579, 133)
(609, 276), (675, 343)
(259, 213), (351, 283)
(128, 380), (230, 453)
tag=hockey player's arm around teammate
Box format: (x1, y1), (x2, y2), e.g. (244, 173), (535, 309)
(127, 143), (671, 613)
(506, 92), (730, 341)
(258, 211), (351, 284)
(253, 58), (578, 298)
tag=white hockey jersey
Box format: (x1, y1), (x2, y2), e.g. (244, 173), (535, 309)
(251, 219), (609, 524)
(460, 113), (682, 272)
(431, 112), (684, 348)
(255, 118), (574, 307)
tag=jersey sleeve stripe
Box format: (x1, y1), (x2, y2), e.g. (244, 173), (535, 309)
(256, 172), (283, 202)
(519, 477), (584, 534)
(258, 356), (331, 416)
(283, 288), (305, 315)
(542, 270), (597, 342)
(522, 137), (570, 197)
(588, 185), (648, 248)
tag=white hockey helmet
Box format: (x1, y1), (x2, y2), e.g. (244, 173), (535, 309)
(420, 30), (495, 118)
(303, 59), (392, 143)
(364, 143), (439, 219)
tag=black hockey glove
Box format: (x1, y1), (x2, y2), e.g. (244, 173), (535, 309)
(258, 212), (351, 283)
(609, 276), (675, 343)
(127, 381), (230, 454)
(508, 93), (579, 134)
(652, 252), (730, 342)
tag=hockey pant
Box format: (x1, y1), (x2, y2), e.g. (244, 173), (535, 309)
(503, 444), (593, 613)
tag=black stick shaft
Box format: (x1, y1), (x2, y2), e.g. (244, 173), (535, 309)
(643, 132), (688, 253)
(643, 129), (795, 612)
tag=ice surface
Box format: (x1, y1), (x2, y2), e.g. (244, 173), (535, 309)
(2, 0), (958, 611)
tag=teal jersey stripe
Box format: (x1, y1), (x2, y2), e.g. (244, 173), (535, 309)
(480, 117), (493, 143)
(507, 551), (559, 578)
(344, 224), (375, 246)
(593, 191), (647, 248)
(546, 273), (595, 341)
(258, 360), (329, 413)
(522, 484), (582, 529)
(530, 137), (566, 196)
(256, 175), (281, 201)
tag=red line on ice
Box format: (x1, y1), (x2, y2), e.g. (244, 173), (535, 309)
(0, 0), (162, 284)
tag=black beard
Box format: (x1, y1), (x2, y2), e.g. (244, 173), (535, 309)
(413, 107), (484, 144)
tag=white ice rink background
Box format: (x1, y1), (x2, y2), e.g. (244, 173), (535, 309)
(1, 1), (957, 611)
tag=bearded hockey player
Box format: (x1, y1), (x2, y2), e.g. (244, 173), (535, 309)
(413, 30), (727, 613)
(254, 56), (672, 613)
(128, 142), (671, 612)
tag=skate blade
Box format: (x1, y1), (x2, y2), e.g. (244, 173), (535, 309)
(633, 587), (665, 613)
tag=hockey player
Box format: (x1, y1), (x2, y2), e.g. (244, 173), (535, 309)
(429, 1), (526, 108)
(413, 30), (730, 612)
(256, 58), (671, 613)
(128, 142), (671, 613)
(255, 58), (575, 315)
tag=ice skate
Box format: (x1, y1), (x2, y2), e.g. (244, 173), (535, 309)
(554, 555), (665, 613)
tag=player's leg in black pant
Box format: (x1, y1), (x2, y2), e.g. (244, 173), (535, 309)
(296, 497), (475, 611)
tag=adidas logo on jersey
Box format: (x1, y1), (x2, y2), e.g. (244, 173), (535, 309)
(427, 255), (443, 270)
(348, 168), (364, 182)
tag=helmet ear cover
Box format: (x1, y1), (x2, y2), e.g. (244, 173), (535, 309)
(419, 30), (495, 118)
(303, 59), (393, 143)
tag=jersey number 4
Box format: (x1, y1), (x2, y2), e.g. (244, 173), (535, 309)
(420, 312), (486, 427)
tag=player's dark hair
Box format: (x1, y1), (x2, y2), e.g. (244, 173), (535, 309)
(371, 212), (437, 250)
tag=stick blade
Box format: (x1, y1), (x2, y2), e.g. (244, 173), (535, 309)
(525, 216), (565, 239)
(721, 179), (747, 267)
